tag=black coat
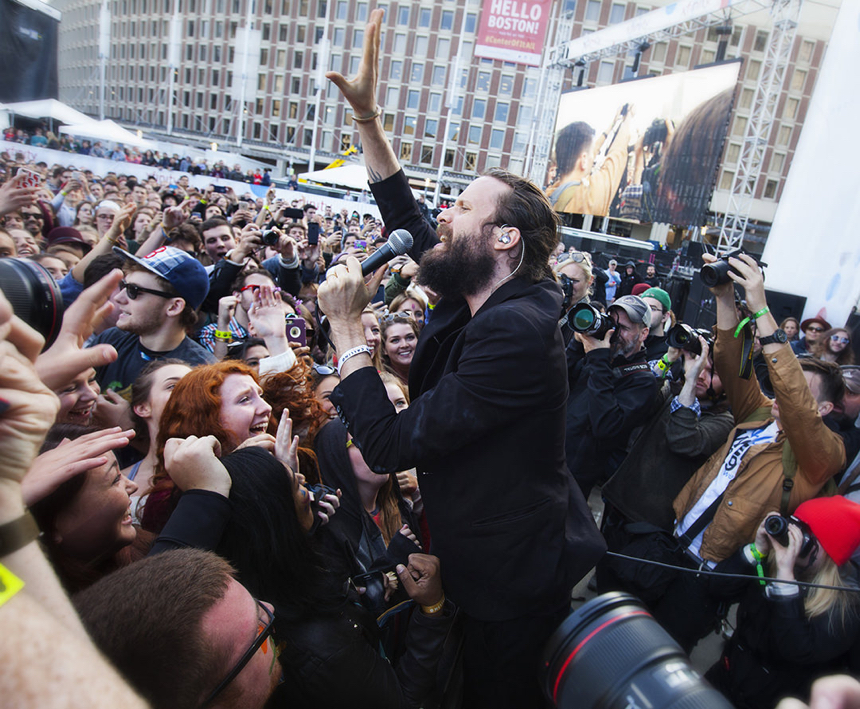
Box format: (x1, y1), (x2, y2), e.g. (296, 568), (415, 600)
(331, 170), (605, 622)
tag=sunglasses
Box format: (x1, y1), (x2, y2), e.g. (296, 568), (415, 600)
(120, 280), (175, 300)
(807, 326), (825, 333)
(831, 335), (850, 344)
(22, 212), (43, 220)
(312, 363), (336, 377)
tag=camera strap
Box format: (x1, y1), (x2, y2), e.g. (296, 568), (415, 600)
(736, 322), (755, 380)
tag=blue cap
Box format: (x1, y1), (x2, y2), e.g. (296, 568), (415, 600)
(113, 245), (209, 310)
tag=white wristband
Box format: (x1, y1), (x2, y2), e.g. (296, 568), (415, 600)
(337, 345), (373, 376)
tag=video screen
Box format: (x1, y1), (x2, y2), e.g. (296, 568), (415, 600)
(545, 61), (741, 225)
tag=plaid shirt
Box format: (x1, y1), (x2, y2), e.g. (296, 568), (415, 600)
(197, 317), (248, 353)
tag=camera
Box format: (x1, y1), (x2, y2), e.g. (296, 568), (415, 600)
(261, 228), (280, 247)
(666, 324), (713, 356)
(0, 258), (64, 349)
(700, 249), (766, 288)
(764, 515), (816, 558)
(569, 303), (614, 340)
(543, 593), (732, 709)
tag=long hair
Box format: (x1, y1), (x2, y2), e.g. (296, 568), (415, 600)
(129, 358), (188, 441)
(811, 328), (855, 366)
(145, 361), (264, 530)
(216, 448), (341, 618)
(485, 167), (560, 284)
(379, 313), (421, 378)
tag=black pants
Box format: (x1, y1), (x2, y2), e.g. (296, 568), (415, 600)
(461, 603), (570, 709)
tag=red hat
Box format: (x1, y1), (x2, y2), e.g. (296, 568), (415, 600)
(631, 283), (650, 297)
(46, 226), (92, 254)
(793, 496), (860, 566)
(800, 316), (832, 333)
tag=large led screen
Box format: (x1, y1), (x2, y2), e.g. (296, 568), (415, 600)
(545, 61), (741, 225)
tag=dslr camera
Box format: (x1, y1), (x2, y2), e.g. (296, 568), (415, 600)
(700, 248), (766, 288)
(666, 324), (713, 356)
(569, 303), (614, 340)
(764, 514), (817, 558)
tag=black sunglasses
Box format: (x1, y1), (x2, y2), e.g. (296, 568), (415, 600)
(120, 279), (174, 300)
(201, 600), (277, 707)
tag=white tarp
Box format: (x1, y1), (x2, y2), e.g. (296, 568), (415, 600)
(298, 164), (371, 191)
(761, 0), (860, 328)
(0, 99), (91, 125)
(59, 119), (158, 149)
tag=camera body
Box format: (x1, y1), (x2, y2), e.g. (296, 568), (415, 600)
(666, 324), (713, 356)
(261, 228), (280, 247)
(569, 303), (614, 340)
(764, 515), (817, 558)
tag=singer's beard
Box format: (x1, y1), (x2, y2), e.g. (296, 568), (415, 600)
(418, 225), (496, 300)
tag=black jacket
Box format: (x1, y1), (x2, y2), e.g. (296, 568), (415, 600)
(331, 169), (605, 622)
(565, 341), (658, 497)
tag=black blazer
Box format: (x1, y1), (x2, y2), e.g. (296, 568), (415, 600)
(331, 170), (605, 621)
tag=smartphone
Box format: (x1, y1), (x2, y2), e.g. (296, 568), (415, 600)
(72, 170), (85, 183)
(168, 183), (179, 189)
(283, 207), (304, 220)
(307, 222), (320, 246)
(286, 316), (307, 347)
(16, 168), (40, 189)
(213, 185), (228, 194)
(354, 240), (367, 251)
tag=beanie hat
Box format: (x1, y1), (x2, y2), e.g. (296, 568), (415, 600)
(631, 283), (650, 297)
(793, 496), (860, 566)
(642, 287), (672, 313)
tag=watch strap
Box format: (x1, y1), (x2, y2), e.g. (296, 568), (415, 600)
(0, 511), (40, 557)
(759, 329), (787, 347)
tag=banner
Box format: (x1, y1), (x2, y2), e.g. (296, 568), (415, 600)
(0, 0), (60, 103)
(474, 0), (553, 67)
(545, 61), (740, 225)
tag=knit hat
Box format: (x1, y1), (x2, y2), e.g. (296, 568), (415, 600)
(46, 226), (92, 254)
(793, 496), (860, 566)
(642, 287), (672, 313)
(631, 283), (650, 297)
(113, 245), (209, 310)
(610, 294), (652, 328)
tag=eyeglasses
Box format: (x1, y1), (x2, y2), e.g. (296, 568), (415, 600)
(202, 600), (277, 707)
(312, 363), (336, 377)
(120, 280), (175, 300)
(807, 326), (825, 333)
(831, 335), (850, 344)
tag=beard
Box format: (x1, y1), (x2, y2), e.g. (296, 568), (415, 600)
(418, 225), (497, 300)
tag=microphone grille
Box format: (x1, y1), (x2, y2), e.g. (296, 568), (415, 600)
(388, 229), (414, 255)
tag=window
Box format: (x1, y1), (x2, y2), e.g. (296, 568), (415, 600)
(732, 116), (747, 137)
(334, 28), (344, 45)
(272, 99), (281, 117)
(419, 8), (431, 27)
(777, 125), (792, 146)
(258, 74), (266, 90)
(292, 78), (301, 93)
(585, 0), (601, 22)
(211, 94), (218, 109)
(340, 134), (351, 151)
(798, 40), (815, 63)
(676, 46), (691, 66)
(499, 75), (513, 95)
(719, 170), (734, 190)
(465, 152), (477, 171)
(429, 93), (441, 112)
(747, 60), (761, 81)
(431, 66), (446, 86)
(609, 3), (625, 23)
(304, 129), (313, 147)
(651, 42), (666, 63)
(476, 71), (490, 91)
(274, 75), (284, 92)
(404, 116), (416, 135)
(784, 97), (799, 120)
(513, 130), (528, 152)
(424, 118), (438, 138)
(279, 25), (287, 41)
(353, 29), (364, 46)
(420, 145), (433, 164)
(400, 143), (412, 161)
(754, 30), (768, 52)
(412, 63), (424, 82)
(350, 56), (360, 74)
(357, 3), (367, 21)
(490, 128), (504, 150)
(764, 179), (778, 199)
(494, 103), (508, 122)
(336, 0), (346, 18)
(294, 51), (303, 68)
(597, 61), (614, 84)
(397, 6), (409, 25)
(441, 10), (454, 30)
(297, 26), (306, 42)
(386, 87), (399, 107)
(468, 126), (481, 144)
(791, 69), (807, 92)
(415, 36), (428, 55)
(444, 149), (455, 168)
(260, 48), (268, 65)
(472, 98), (486, 120)
(436, 38), (450, 59)
(394, 33), (407, 53)
(739, 88), (754, 110)
(726, 143), (740, 164)
(390, 60), (403, 80)
(465, 13), (477, 33)
(255, 98), (264, 114)
(771, 152), (786, 173)
(407, 90), (420, 109)
(383, 112), (395, 131)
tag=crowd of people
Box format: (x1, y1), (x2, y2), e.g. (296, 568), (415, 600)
(3, 12), (860, 709)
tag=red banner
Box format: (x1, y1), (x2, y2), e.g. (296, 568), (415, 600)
(474, 0), (553, 67)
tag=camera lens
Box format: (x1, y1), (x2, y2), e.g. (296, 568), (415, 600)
(542, 593), (732, 709)
(0, 258), (64, 349)
(571, 304), (597, 332)
(261, 229), (279, 246)
(699, 261), (731, 288)
(764, 516), (790, 547)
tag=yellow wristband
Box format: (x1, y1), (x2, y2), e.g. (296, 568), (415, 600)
(214, 330), (233, 341)
(0, 562), (25, 608)
(421, 594), (445, 615)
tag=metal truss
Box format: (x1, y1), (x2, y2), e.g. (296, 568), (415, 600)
(716, 0), (801, 253)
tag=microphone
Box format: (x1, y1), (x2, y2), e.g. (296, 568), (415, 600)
(360, 229), (414, 276)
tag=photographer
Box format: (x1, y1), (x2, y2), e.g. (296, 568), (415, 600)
(648, 253), (846, 651)
(705, 498), (860, 709)
(565, 294), (659, 498)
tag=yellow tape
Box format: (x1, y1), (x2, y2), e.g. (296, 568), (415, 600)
(0, 562), (24, 608)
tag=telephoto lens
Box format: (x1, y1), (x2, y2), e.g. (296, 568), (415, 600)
(666, 324), (701, 355)
(542, 593), (734, 709)
(570, 303), (614, 340)
(0, 258), (64, 348)
(764, 515), (790, 547)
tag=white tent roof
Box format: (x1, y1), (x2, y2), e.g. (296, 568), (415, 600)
(59, 119), (157, 149)
(0, 99), (92, 125)
(298, 164), (370, 191)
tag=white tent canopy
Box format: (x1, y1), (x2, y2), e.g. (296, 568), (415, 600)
(59, 119), (157, 149)
(298, 164), (370, 191)
(0, 99), (92, 126)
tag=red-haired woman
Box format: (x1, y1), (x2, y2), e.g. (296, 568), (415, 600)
(141, 360), (298, 532)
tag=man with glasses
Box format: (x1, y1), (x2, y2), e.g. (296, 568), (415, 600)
(75, 548), (283, 709)
(792, 316), (832, 355)
(89, 245), (215, 394)
(95, 200), (121, 240)
(641, 286), (672, 360)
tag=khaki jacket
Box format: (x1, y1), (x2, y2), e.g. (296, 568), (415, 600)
(673, 329), (845, 562)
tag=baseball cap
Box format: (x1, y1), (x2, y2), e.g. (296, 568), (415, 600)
(841, 366), (860, 395)
(113, 245), (209, 311)
(610, 295), (652, 328)
(641, 287), (672, 313)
